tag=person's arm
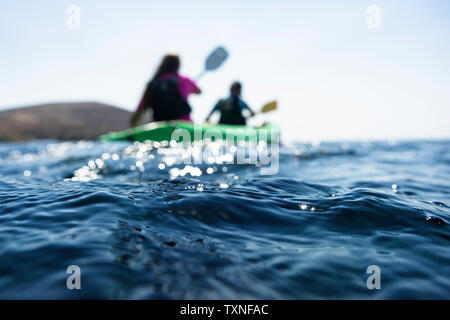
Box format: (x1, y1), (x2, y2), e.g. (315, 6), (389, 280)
(205, 100), (221, 122)
(130, 86), (150, 127)
(190, 78), (201, 94)
(242, 101), (256, 117)
(179, 75), (202, 96)
(130, 109), (144, 127)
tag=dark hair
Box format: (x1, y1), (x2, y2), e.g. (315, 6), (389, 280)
(141, 54), (180, 109)
(230, 81), (242, 94)
(150, 54), (180, 84)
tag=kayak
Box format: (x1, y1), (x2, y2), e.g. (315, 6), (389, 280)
(99, 121), (279, 143)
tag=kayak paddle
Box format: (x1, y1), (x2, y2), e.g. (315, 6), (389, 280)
(197, 46), (229, 80)
(259, 100), (277, 114)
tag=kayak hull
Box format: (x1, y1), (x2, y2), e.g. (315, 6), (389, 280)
(99, 121), (279, 143)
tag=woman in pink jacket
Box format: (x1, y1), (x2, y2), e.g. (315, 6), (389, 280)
(130, 54), (201, 127)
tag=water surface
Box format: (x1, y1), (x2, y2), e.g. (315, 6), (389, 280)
(0, 139), (448, 299)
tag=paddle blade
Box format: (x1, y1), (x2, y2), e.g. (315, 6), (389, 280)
(260, 101), (277, 113)
(205, 46), (229, 71)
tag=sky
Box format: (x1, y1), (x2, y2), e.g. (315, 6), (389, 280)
(1, 0), (449, 141)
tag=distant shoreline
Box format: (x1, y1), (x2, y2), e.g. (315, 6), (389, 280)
(0, 102), (132, 141)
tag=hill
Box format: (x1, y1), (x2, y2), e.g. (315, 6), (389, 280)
(0, 102), (132, 141)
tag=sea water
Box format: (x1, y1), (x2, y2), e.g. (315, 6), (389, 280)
(0, 139), (448, 299)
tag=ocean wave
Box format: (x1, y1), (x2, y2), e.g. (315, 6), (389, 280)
(0, 140), (449, 298)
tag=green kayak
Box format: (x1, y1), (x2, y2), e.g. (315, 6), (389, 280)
(99, 121), (279, 143)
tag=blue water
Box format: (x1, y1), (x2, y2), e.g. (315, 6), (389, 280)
(0, 139), (448, 299)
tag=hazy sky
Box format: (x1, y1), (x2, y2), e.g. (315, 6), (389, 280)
(1, 0), (449, 141)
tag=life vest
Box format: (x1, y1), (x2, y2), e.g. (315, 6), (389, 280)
(149, 75), (191, 121)
(218, 97), (246, 125)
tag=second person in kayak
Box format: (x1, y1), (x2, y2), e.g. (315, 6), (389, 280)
(206, 81), (255, 125)
(130, 54), (201, 127)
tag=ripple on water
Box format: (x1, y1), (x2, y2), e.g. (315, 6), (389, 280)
(0, 140), (449, 298)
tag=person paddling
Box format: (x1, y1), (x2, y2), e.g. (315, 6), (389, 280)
(130, 54), (201, 127)
(205, 81), (255, 125)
